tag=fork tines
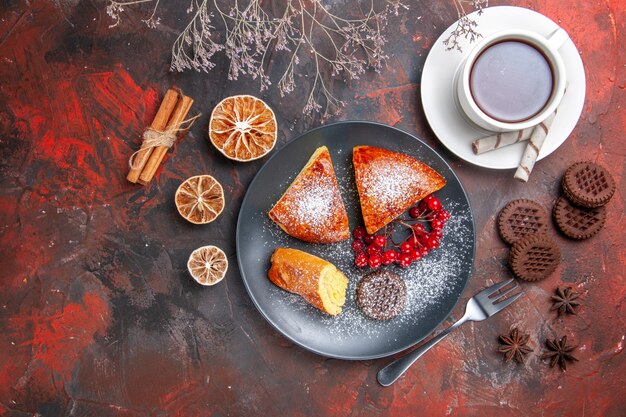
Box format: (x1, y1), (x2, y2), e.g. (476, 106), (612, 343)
(487, 279), (523, 308)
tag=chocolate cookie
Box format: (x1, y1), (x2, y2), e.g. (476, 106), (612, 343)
(553, 195), (606, 240)
(357, 270), (407, 320)
(562, 161), (615, 208)
(509, 234), (560, 282)
(497, 199), (549, 245)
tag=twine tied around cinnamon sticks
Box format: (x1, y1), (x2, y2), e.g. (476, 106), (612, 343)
(127, 88), (200, 185)
(137, 128), (179, 153)
(128, 116), (200, 170)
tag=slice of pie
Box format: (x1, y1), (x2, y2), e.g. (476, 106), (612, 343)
(269, 146), (350, 243)
(353, 146), (446, 234)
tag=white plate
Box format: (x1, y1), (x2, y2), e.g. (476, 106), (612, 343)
(421, 6), (586, 170)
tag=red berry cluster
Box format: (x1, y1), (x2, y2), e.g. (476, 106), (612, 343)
(352, 194), (451, 269)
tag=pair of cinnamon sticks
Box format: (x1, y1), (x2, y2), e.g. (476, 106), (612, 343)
(127, 88), (194, 185)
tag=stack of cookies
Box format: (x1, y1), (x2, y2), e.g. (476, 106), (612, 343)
(497, 161), (615, 282)
(497, 199), (560, 282)
(553, 161), (615, 240)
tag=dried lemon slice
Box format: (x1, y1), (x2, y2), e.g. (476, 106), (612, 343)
(209, 95), (277, 161)
(187, 245), (228, 286)
(175, 175), (225, 224)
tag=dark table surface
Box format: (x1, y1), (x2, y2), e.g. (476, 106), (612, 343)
(1, 0), (624, 416)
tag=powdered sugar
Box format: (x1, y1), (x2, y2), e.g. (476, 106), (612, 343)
(262, 198), (473, 341)
(359, 160), (417, 207)
(276, 182), (335, 231)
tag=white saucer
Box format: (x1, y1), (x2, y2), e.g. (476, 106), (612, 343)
(421, 6), (586, 170)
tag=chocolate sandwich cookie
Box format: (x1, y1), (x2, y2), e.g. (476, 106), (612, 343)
(562, 161), (615, 208)
(553, 195), (606, 240)
(357, 270), (407, 320)
(497, 199), (549, 245)
(509, 233), (560, 282)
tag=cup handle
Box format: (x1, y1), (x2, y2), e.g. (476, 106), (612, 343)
(547, 28), (570, 50)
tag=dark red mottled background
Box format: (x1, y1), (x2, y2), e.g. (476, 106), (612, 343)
(0, 0), (624, 416)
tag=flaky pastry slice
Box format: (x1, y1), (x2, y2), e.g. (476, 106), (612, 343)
(353, 146), (446, 234)
(269, 146), (350, 243)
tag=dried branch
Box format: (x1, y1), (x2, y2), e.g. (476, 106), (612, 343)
(443, 0), (488, 52)
(106, 0), (159, 28)
(107, 0), (484, 117)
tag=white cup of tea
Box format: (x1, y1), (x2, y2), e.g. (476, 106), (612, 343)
(456, 28), (569, 132)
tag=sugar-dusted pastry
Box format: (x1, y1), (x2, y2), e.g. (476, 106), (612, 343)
(353, 146), (446, 234)
(268, 248), (348, 316)
(269, 146), (350, 243)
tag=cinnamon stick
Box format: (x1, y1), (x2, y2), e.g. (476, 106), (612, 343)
(138, 95), (194, 184)
(127, 89), (180, 183)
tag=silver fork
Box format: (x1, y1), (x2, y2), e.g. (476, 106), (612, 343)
(377, 278), (522, 386)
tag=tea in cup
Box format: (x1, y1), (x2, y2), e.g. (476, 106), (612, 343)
(456, 28), (569, 132)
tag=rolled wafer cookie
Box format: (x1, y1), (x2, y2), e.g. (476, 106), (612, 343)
(472, 126), (534, 155)
(514, 111), (557, 182)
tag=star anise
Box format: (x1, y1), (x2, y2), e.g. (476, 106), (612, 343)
(551, 287), (581, 316)
(498, 328), (533, 364)
(542, 335), (579, 371)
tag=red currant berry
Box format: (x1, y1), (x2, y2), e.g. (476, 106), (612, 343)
(353, 227), (366, 240)
(351, 240), (365, 252)
(381, 250), (396, 265)
(433, 229), (443, 239)
(424, 194), (434, 202)
(427, 197), (442, 212)
(419, 200), (429, 212)
(364, 234), (375, 244)
(426, 236), (440, 250)
(409, 206), (421, 218)
(383, 250), (397, 262)
(367, 244), (381, 256)
(410, 248), (422, 261)
(413, 223), (425, 233)
(374, 235), (387, 247)
(400, 241), (413, 253)
(431, 219), (444, 231)
(368, 254), (383, 269)
(438, 210), (451, 222)
(398, 253), (412, 268)
(355, 252), (368, 268)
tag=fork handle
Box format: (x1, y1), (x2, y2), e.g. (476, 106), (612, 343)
(377, 317), (468, 386)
